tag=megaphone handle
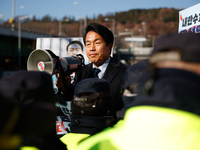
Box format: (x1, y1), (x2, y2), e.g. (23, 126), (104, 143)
(57, 60), (73, 101)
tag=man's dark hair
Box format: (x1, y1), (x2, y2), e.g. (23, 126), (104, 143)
(83, 22), (114, 46)
(66, 40), (83, 52)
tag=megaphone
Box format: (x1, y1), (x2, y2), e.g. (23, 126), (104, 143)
(27, 49), (85, 76)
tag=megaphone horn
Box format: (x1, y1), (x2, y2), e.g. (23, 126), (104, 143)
(27, 49), (85, 76)
(27, 49), (57, 75)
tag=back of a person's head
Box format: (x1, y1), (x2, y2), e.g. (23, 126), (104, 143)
(83, 22), (114, 46)
(149, 32), (200, 64)
(122, 60), (148, 108)
(0, 70), (57, 103)
(0, 71), (58, 150)
(143, 32), (200, 95)
(124, 60), (148, 93)
(71, 78), (113, 116)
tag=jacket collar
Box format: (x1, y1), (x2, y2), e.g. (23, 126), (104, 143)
(70, 114), (114, 135)
(103, 57), (121, 83)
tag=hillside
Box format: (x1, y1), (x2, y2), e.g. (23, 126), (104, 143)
(3, 8), (181, 48)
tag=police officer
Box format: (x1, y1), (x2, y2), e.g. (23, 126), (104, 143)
(60, 78), (115, 150)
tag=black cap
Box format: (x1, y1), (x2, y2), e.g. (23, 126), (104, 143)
(71, 78), (113, 116)
(150, 32), (200, 63)
(74, 78), (111, 96)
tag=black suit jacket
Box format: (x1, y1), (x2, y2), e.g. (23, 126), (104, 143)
(73, 57), (127, 112)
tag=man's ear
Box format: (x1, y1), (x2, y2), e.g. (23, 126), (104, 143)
(108, 43), (113, 54)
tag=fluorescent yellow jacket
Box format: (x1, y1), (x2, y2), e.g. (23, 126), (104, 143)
(76, 106), (200, 150)
(60, 133), (90, 150)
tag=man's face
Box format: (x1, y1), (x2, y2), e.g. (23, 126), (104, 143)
(67, 43), (83, 57)
(85, 31), (112, 67)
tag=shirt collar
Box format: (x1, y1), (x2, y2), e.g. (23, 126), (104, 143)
(92, 57), (111, 79)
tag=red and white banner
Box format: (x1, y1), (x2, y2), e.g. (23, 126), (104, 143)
(56, 102), (71, 135)
(178, 3), (200, 33)
(56, 115), (71, 135)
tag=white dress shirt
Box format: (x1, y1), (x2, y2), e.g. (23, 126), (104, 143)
(92, 57), (111, 79)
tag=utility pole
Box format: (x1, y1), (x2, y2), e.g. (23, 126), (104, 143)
(11, 0), (15, 30)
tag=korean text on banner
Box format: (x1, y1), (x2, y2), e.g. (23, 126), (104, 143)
(178, 3), (200, 33)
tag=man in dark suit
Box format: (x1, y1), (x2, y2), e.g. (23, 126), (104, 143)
(56, 22), (127, 113)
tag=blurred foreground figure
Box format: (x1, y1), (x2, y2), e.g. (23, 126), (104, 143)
(75, 60), (148, 150)
(60, 78), (115, 150)
(0, 71), (66, 150)
(76, 32), (200, 150)
(116, 60), (148, 120)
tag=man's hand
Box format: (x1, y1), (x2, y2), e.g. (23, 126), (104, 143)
(55, 73), (71, 91)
